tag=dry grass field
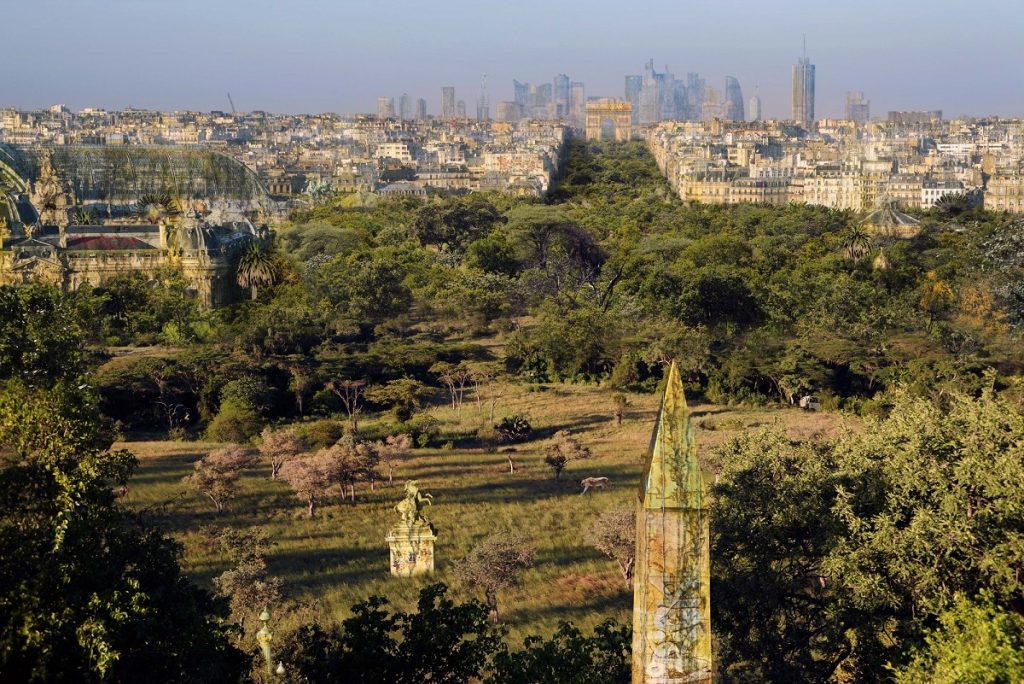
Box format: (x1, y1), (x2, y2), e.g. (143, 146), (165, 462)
(121, 381), (850, 642)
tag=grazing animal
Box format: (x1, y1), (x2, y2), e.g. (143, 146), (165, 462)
(580, 476), (610, 494)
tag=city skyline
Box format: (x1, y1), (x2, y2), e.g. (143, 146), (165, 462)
(3, 0), (1022, 118)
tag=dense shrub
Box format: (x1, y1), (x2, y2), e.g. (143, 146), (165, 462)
(206, 397), (263, 443)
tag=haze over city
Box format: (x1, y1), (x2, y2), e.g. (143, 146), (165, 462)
(6, 0), (1023, 117)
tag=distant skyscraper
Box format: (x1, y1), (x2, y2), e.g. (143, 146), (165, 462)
(513, 80), (528, 106)
(536, 83), (552, 106)
(701, 85), (722, 121)
(747, 94), (762, 122)
(441, 87), (456, 119)
(456, 100), (466, 118)
(638, 59), (659, 125)
(398, 93), (413, 121)
(670, 79), (688, 121)
(685, 73), (705, 121)
(377, 96), (394, 119)
(792, 45), (815, 128)
(415, 98), (427, 120)
(553, 74), (571, 119)
(656, 67), (676, 120)
(516, 82), (552, 118)
(477, 75), (490, 121)
(570, 81), (586, 128)
(845, 91), (870, 124)
(625, 75), (642, 124)
(723, 76), (744, 121)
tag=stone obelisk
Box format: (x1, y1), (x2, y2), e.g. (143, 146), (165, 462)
(632, 361), (712, 683)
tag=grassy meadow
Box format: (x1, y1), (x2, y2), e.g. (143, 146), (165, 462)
(122, 381), (848, 642)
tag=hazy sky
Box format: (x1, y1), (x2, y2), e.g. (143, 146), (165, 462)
(5, 0), (1023, 118)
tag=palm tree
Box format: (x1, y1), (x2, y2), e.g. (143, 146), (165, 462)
(236, 241), (277, 300)
(934, 192), (970, 219)
(842, 224), (873, 260)
(136, 192), (181, 223)
(73, 208), (94, 225)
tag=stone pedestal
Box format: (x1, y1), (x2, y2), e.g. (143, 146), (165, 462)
(386, 522), (437, 577)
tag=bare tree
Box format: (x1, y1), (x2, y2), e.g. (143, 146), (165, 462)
(586, 507), (636, 588)
(469, 362), (504, 422)
(150, 363), (191, 432)
(279, 450), (336, 517)
(183, 444), (258, 513)
(455, 533), (535, 623)
(258, 427), (308, 479)
(431, 361), (473, 415)
(377, 434), (412, 485)
(328, 378), (367, 432)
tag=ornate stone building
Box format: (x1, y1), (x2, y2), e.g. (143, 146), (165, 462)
(0, 145), (268, 306)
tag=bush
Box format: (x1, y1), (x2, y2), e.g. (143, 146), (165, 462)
(398, 414), (441, 448)
(893, 593), (1024, 684)
(495, 414), (532, 444)
(218, 375), (276, 416)
(859, 398), (888, 419)
(297, 419), (346, 448)
(276, 584), (501, 683)
(206, 397), (263, 443)
(489, 619), (632, 684)
(309, 388), (343, 416)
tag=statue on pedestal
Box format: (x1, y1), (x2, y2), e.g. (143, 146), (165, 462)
(387, 481), (437, 577)
(395, 480), (433, 525)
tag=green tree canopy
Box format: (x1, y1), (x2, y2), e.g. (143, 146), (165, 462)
(0, 380), (246, 681)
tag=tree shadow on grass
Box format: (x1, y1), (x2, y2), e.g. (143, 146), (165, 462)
(429, 461), (642, 506)
(129, 457), (198, 484)
(501, 590), (632, 632)
(269, 544), (388, 592)
(530, 413), (614, 440)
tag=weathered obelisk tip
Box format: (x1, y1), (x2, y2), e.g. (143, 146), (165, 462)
(632, 361), (712, 683)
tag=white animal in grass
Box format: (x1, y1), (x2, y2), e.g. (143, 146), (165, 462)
(580, 476), (610, 494)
